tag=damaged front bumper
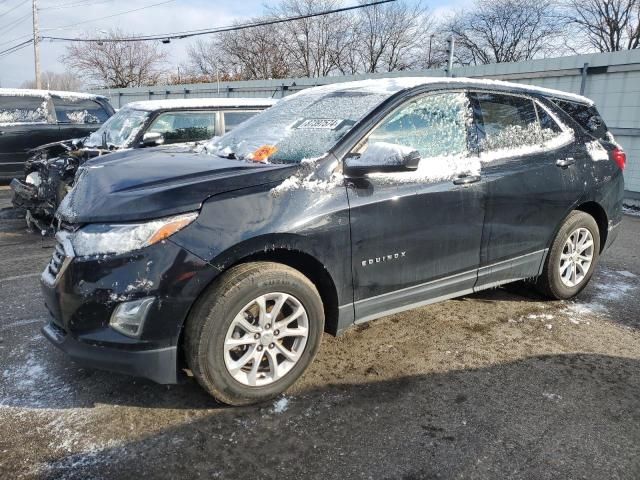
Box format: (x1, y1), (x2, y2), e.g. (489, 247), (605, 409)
(40, 234), (220, 384)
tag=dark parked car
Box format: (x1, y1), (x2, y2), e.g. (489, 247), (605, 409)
(0, 89), (114, 181)
(40, 78), (625, 405)
(10, 97), (276, 230)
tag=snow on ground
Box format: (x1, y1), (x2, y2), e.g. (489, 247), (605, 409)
(272, 397), (290, 414)
(623, 205), (640, 217)
(563, 268), (638, 323)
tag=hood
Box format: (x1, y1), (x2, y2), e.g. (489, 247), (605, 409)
(56, 148), (297, 224)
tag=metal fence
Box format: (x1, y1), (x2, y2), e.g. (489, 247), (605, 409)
(93, 49), (640, 198)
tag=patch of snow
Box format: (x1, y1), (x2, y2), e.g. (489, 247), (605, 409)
(617, 270), (637, 278)
(272, 397), (289, 414)
(585, 140), (609, 161)
(0, 87), (107, 101)
(124, 97), (277, 111)
(527, 314), (554, 320)
(289, 77), (594, 105)
(622, 205), (640, 217)
(542, 392), (562, 401)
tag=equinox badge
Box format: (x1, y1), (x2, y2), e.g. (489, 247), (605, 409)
(361, 252), (406, 267)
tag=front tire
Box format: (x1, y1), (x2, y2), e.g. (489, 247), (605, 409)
(536, 210), (600, 300)
(185, 262), (324, 406)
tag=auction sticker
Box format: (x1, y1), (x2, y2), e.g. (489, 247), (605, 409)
(296, 118), (344, 129)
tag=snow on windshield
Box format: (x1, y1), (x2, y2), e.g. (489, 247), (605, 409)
(208, 89), (391, 163)
(85, 107), (148, 148)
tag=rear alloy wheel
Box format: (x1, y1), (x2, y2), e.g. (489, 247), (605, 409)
(537, 210), (600, 300)
(185, 262), (324, 406)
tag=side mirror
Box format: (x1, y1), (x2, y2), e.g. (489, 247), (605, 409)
(344, 142), (421, 177)
(141, 132), (165, 147)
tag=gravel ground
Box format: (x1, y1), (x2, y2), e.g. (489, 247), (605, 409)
(1, 185), (639, 480)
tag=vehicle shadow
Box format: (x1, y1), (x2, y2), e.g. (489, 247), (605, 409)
(34, 353), (640, 480)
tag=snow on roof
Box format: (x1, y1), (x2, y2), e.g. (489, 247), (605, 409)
(124, 97), (278, 111)
(290, 77), (594, 105)
(0, 88), (107, 101)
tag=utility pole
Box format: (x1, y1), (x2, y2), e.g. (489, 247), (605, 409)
(445, 35), (455, 77)
(32, 0), (41, 89)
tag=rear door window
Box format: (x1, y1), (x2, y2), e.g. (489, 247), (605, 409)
(53, 98), (110, 124)
(551, 99), (607, 139)
(472, 92), (566, 156)
(223, 111), (260, 133)
(147, 110), (217, 144)
(0, 95), (50, 125)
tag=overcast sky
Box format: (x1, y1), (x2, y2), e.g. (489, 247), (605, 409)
(0, 0), (469, 88)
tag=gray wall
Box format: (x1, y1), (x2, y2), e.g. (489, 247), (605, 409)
(93, 49), (640, 197)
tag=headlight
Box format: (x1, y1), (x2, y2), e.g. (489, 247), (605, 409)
(25, 172), (42, 187)
(69, 211), (198, 257)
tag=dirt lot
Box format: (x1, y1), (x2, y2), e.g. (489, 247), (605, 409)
(1, 185), (639, 480)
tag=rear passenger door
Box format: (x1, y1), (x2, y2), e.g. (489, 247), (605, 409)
(470, 92), (586, 288)
(53, 97), (112, 140)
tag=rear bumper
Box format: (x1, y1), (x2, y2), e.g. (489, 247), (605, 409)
(42, 320), (178, 384)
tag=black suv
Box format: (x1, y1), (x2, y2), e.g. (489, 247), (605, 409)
(40, 78), (625, 405)
(0, 89), (114, 181)
(10, 98), (275, 229)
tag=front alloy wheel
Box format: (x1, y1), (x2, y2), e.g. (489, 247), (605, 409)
(185, 262), (324, 406)
(224, 293), (309, 387)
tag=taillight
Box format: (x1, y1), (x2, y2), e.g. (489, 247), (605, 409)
(611, 147), (626, 170)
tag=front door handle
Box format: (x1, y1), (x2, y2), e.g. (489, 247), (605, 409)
(556, 157), (575, 168)
(453, 174), (481, 186)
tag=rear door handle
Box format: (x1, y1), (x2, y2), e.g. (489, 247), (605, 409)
(453, 175), (481, 185)
(556, 157), (575, 168)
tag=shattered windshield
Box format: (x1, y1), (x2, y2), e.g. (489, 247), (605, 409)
(85, 107), (149, 148)
(209, 89), (390, 163)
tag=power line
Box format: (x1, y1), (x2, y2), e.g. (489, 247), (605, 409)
(42, 0), (396, 43)
(41, 0), (176, 32)
(0, 0), (29, 19)
(0, 11), (31, 34)
(0, 37), (32, 57)
(39, 0), (114, 10)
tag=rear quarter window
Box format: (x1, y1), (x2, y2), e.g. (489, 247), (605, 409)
(53, 98), (111, 124)
(0, 95), (50, 125)
(551, 99), (607, 139)
(223, 110), (260, 133)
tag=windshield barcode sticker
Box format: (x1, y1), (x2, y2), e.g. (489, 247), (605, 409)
(296, 118), (343, 130)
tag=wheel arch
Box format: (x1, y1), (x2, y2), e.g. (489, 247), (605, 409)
(576, 201), (608, 252)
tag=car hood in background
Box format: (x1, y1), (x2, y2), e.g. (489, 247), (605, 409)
(56, 148), (297, 224)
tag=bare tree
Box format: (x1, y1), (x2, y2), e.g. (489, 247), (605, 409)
(445, 0), (564, 65)
(356, 0), (433, 73)
(563, 0), (640, 51)
(61, 29), (168, 88)
(21, 71), (83, 91)
(268, 0), (353, 77)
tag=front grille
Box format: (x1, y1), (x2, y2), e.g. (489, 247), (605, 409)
(48, 242), (65, 277)
(42, 228), (74, 285)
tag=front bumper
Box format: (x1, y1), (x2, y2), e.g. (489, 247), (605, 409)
(10, 177), (38, 208)
(40, 237), (219, 384)
(42, 320), (178, 384)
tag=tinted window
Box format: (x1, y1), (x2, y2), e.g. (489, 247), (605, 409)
(366, 92), (471, 159)
(53, 98), (110, 124)
(474, 93), (564, 152)
(0, 95), (49, 125)
(147, 111), (217, 144)
(223, 111), (259, 133)
(552, 99), (607, 139)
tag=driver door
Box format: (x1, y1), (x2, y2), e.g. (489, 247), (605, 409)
(345, 91), (486, 323)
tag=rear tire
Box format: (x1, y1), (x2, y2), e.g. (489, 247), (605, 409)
(536, 210), (600, 300)
(185, 262), (324, 406)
